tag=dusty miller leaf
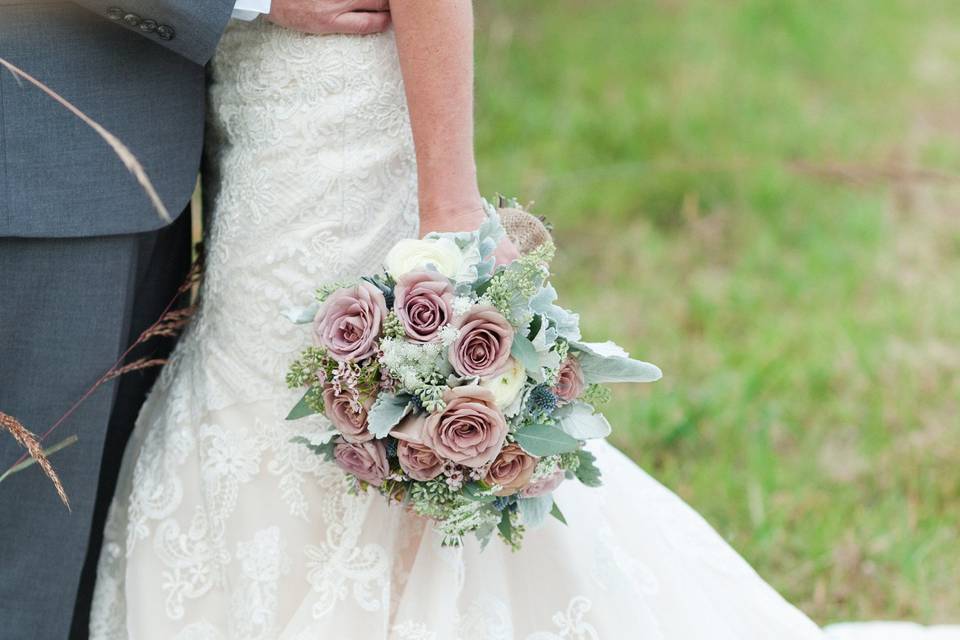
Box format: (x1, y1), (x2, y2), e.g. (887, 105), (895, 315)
(367, 393), (414, 438)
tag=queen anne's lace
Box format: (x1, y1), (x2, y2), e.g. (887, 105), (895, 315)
(90, 20), (826, 640)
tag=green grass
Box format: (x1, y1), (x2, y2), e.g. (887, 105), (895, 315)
(476, 0), (960, 625)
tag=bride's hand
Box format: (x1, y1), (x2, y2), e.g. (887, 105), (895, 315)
(420, 202), (521, 266)
(268, 0), (391, 35)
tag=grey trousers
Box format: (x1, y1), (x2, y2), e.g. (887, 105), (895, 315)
(0, 212), (191, 640)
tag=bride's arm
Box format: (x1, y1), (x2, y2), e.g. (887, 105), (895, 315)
(392, 0), (518, 261)
(392, 0), (479, 232)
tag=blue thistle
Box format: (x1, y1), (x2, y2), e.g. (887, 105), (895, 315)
(492, 496), (512, 512)
(384, 437), (398, 458)
(409, 394), (426, 413)
(527, 384), (558, 416)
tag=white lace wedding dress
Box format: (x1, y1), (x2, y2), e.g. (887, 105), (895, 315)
(88, 21), (948, 640)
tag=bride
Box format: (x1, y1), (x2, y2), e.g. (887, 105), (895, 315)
(90, 2), (833, 638)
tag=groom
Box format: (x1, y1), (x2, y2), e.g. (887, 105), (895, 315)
(0, 1), (389, 638)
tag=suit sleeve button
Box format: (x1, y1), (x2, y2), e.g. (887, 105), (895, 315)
(155, 24), (176, 41)
(106, 7), (124, 21)
(123, 13), (142, 27)
(139, 19), (158, 33)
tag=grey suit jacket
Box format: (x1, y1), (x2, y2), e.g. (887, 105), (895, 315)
(0, 0), (235, 238)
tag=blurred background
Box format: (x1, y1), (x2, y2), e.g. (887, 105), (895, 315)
(474, 0), (959, 626)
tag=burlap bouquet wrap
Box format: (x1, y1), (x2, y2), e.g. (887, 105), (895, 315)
(499, 207), (552, 255)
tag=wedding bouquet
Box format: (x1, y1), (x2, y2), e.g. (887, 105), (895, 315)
(284, 199), (661, 549)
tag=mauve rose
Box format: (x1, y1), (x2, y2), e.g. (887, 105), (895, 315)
(334, 439), (390, 486)
(450, 305), (515, 378)
(485, 443), (538, 496)
(313, 281), (387, 362)
(323, 386), (374, 443)
(397, 440), (445, 481)
(553, 356), (585, 403)
(422, 386), (508, 468)
(520, 469), (566, 498)
(394, 270), (454, 343)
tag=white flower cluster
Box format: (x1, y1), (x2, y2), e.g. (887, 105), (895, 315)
(379, 336), (450, 390)
(531, 455), (563, 482)
(438, 324), (460, 347)
(451, 295), (475, 317)
(433, 500), (501, 547)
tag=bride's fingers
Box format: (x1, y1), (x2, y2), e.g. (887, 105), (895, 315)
(350, 0), (390, 11)
(333, 11), (392, 35)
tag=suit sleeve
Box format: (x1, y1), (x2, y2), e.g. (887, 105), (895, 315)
(74, 1), (236, 65)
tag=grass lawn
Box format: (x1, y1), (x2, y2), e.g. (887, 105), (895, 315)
(476, 0), (960, 625)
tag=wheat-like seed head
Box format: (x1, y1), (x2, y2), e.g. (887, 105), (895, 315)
(0, 413), (70, 509)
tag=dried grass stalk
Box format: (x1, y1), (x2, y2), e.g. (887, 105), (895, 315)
(138, 307), (197, 339)
(3, 245), (202, 454)
(102, 358), (171, 383)
(0, 56), (171, 223)
(0, 413), (70, 509)
(0, 57), (199, 505)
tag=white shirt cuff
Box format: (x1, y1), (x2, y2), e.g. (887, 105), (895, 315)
(233, 0), (271, 21)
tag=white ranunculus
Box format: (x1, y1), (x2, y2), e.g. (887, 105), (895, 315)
(479, 357), (527, 410)
(384, 237), (464, 279)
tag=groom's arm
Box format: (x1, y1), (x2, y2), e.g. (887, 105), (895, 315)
(73, 0), (236, 65)
(75, 0), (391, 66)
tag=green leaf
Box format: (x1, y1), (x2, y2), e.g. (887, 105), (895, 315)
(361, 275), (395, 305)
(497, 510), (515, 543)
(556, 402), (612, 440)
(531, 284), (581, 342)
(367, 393), (413, 438)
(510, 335), (541, 374)
(518, 494), (553, 528)
(526, 313), (543, 342)
(0, 435), (79, 484)
(550, 501), (568, 525)
(514, 424), (581, 456)
(286, 389), (321, 421)
(571, 341), (662, 384)
(290, 434), (337, 461)
(280, 303), (319, 324)
(574, 449), (603, 487)
(578, 354), (662, 384)
(474, 276), (494, 297)
(475, 519), (497, 550)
